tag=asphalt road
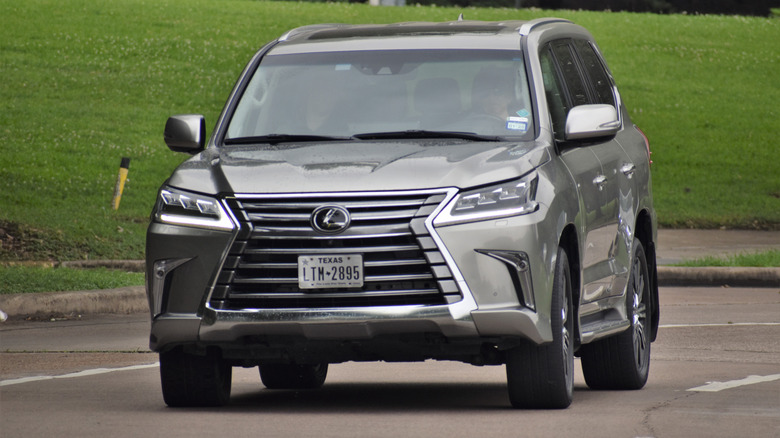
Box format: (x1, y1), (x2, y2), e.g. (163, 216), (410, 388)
(1, 286), (779, 438)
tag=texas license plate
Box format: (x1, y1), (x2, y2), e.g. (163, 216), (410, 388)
(298, 255), (363, 289)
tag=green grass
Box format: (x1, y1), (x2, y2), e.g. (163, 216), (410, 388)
(1, 0), (779, 263)
(675, 249), (780, 268)
(0, 266), (144, 294)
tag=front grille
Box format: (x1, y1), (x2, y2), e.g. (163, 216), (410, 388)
(209, 192), (461, 310)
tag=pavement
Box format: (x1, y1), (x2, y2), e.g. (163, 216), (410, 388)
(0, 229), (778, 319)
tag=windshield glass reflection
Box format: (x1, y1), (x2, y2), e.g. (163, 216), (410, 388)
(226, 49), (534, 142)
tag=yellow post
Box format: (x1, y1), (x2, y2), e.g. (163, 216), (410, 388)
(111, 157), (130, 210)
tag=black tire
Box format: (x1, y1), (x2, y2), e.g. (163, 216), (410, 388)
(580, 238), (651, 390)
(159, 347), (232, 407)
(259, 363), (328, 389)
(506, 247), (574, 409)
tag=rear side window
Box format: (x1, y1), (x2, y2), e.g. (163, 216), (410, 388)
(540, 39), (619, 140)
(574, 40), (615, 106)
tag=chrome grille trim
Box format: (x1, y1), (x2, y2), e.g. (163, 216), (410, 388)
(236, 258), (428, 270)
(210, 189), (463, 309)
(241, 245), (421, 254)
(250, 225), (413, 237)
(241, 199), (427, 209)
(224, 289), (440, 300)
(230, 272), (434, 285)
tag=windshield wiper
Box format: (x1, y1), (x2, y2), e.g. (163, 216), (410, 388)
(224, 134), (353, 145)
(351, 130), (504, 142)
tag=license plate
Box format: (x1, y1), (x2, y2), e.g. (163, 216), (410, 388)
(298, 255), (363, 289)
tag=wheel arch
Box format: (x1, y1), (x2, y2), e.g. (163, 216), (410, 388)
(558, 223), (581, 347)
(634, 209), (659, 342)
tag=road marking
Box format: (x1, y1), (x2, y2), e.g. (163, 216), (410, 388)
(687, 374), (780, 392)
(0, 362), (159, 387)
(661, 322), (780, 328)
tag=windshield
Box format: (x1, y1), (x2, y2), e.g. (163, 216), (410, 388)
(225, 49), (534, 142)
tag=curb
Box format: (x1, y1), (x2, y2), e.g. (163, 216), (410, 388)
(657, 266), (780, 288)
(0, 267), (777, 318)
(0, 286), (148, 318)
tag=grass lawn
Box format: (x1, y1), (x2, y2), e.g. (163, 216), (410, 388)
(1, 0), (779, 264)
(674, 249), (780, 268)
(0, 265), (144, 294)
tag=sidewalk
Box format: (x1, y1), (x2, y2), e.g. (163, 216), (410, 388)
(1, 229), (778, 318)
(656, 229), (780, 265)
(656, 229), (780, 288)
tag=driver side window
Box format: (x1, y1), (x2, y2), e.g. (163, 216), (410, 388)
(539, 47), (568, 141)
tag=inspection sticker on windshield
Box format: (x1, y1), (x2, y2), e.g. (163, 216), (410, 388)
(506, 117), (528, 131)
(298, 255), (363, 289)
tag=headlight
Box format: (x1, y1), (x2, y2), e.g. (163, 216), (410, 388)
(155, 187), (235, 230)
(434, 173), (538, 226)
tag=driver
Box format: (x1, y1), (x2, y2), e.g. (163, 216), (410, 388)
(470, 67), (530, 133)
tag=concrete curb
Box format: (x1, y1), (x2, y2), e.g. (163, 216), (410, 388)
(657, 266), (780, 288)
(0, 267), (777, 318)
(0, 286), (148, 318)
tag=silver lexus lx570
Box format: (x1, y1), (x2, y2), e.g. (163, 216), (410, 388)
(147, 18), (659, 409)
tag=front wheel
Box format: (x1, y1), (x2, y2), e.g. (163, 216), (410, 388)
(580, 238), (651, 390)
(159, 347), (232, 407)
(506, 246), (574, 409)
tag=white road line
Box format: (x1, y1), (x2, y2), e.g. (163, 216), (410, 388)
(661, 322), (780, 328)
(687, 374), (780, 392)
(0, 362), (159, 387)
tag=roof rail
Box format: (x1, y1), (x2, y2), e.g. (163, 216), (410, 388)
(278, 23), (348, 42)
(517, 18), (573, 36)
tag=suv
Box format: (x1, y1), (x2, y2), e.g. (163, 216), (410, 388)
(147, 18), (659, 409)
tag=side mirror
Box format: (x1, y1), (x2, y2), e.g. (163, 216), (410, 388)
(164, 115), (206, 153)
(564, 104), (620, 141)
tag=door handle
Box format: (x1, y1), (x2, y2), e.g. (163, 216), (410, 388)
(621, 163), (636, 178)
(593, 175), (607, 191)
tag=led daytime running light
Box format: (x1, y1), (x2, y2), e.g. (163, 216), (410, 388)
(157, 189), (235, 230)
(454, 180), (531, 211)
(435, 174), (539, 226)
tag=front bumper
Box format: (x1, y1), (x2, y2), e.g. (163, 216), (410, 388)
(146, 195), (557, 354)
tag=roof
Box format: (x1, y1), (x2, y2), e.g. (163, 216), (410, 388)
(272, 18), (575, 53)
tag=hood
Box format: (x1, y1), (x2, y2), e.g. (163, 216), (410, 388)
(166, 140), (551, 195)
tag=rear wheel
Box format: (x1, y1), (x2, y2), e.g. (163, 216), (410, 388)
(580, 238), (651, 390)
(506, 247), (574, 409)
(259, 363), (328, 389)
(159, 347), (232, 407)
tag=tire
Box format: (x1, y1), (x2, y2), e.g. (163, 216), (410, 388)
(159, 347), (232, 407)
(259, 363), (328, 390)
(580, 238), (651, 390)
(506, 247), (574, 409)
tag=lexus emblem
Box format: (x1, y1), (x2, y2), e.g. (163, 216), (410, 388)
(311, 205), (351, 234)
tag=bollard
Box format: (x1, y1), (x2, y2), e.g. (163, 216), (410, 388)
(111, 157), (131, 210)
